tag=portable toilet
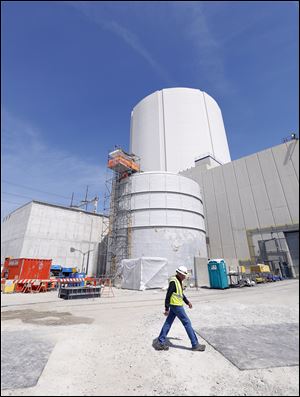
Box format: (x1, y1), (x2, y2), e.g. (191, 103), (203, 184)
(208, 259), (229, 289)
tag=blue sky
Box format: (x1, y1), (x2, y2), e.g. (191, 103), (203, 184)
(1, 1), (299, 218)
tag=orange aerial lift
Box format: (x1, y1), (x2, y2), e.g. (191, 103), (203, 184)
(107, 148), (140, 176)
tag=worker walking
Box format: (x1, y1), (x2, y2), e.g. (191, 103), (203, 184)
(155, 266), (206, 351)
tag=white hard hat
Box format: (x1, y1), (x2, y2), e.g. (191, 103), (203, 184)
(176, 266), (188, 276)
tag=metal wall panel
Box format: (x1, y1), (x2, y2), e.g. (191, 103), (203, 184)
(166, 193), (182, 209)
(287, 140), (299, 180)
(134, 173), (150, 192)
(222, 163), (249, 259)
(258, 149), (292, 226)
(182, 211), (205, 230)
(133, 193), (150, 210)
(201, 171), (223, 257)
(181, 195), (202, 213)
(165, 173), (180, 191)
(272, 143), (299, 223)
(149, 210), (167, 226)
(133, 211), (150, 227)
(149, 173), (166, 191)
(211, 166), (236, 258)
(233, 158), (261, 230)
(149, 193), (166, 208)
(166, 210), (183, 227)
(182, 142), (299, 263)
(245, 155), (274, 227)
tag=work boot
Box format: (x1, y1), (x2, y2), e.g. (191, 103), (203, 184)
(155, 342), (169, 351)
(192, 343), (206, 351)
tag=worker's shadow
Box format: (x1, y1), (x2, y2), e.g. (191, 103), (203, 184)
(152, 337), (191, 351)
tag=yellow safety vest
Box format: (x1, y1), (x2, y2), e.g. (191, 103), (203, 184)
(170, 276), (184, 306)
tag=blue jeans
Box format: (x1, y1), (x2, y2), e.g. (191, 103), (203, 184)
(158, 305), (199, 347)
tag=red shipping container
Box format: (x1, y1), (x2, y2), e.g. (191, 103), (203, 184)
(2, 258), (52, 280)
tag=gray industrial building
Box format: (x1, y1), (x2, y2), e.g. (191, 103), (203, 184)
(1, 87), (299, 283)
(181, 139), (299, 278)
(1, 201), (107, 276)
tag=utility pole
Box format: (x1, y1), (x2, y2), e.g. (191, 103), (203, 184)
(86, 217), (93, 275)
(69, 188), (98, 213)
(84, 185), (89, 211)
(93, 196), (99, 213)
(70, 192), (74, 207)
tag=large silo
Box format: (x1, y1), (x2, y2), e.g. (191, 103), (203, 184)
(130, 87), (231, 173)
(115, 172), (207, 276)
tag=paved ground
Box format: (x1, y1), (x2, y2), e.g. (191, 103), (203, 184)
(1, 279), (299, 396)
(1, 330), (55, 390)
(197, 323), (299, 370)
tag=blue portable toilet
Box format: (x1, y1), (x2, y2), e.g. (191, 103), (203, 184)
(208, 259), (229, 289)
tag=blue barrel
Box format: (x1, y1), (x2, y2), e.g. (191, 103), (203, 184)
(70, 273), (79, 286)
(76, 272), (85, 286)
(208, 260), (229, 289)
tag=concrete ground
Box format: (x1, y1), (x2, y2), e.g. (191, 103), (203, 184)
(1, 279), (299, 396)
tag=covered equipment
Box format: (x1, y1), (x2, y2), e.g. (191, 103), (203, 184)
(121, 257), (168, 290)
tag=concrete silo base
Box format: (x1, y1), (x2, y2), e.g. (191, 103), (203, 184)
(130, 227), (207, 276)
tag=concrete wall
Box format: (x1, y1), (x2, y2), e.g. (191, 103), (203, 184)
(1, 201), (107, 276)
(1, 203), (33, 262)
(181, 140), (299, 272)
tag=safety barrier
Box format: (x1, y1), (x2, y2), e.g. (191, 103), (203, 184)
(1, 277), (115, 295)
(16, 279), (55, 293)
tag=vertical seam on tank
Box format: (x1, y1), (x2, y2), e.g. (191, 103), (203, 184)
(256, 153), (277, 227)
(243, 158), (265, 262)
(161, 90), (167, 171)
(244, 158), (264, 247)
(271, 147), (293, 225)
(203, 92), (215, 158)
(221, 166), (238, 258)
(199, 171), (210, 258)
(211, 170), (224, 258)
(285, 141), (299, 183)
(232, 161), (247, 232)
(232, 161), (249, 259)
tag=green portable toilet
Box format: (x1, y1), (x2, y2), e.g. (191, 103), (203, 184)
(208, 259), (229, 289)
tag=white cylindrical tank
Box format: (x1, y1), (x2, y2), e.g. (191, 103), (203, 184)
(117, 172), (207, 276)
(130, 87), (231, 173)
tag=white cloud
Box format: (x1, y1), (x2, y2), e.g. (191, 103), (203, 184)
(65, 1), (173, 84)
(1, 109), (107, 219)
(169, 2), (234, 95)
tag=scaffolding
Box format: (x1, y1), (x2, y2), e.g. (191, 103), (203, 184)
(99, 148), (140, 279)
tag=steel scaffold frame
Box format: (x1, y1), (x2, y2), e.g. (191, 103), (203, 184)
(99, 149), (140, 280)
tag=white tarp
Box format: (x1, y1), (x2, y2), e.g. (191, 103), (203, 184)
(121, 257), (168, 290)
